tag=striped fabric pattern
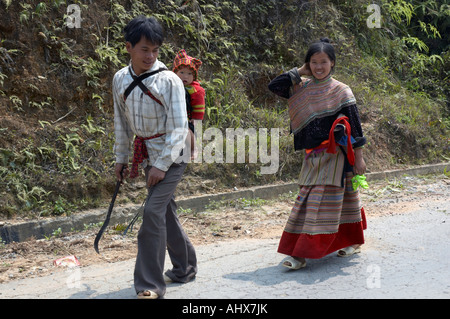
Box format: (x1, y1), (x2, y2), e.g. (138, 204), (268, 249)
(298, 148), (345, 187)
(186, 81), (205, 120)
(284, 173), (362, 235)
(288, 75), (356, 135)
(172, 49), (202, 80)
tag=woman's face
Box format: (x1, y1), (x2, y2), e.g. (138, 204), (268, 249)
(308, 51), (334, 80)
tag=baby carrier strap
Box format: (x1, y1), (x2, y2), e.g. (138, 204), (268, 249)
(124, 66), (166, 104)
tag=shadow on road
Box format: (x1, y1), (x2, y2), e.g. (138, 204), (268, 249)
(223, 253), (361, 287)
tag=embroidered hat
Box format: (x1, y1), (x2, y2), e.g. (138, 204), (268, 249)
(172, 49), (202, 80)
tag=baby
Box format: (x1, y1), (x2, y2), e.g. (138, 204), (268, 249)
(173, 49), (205, 159)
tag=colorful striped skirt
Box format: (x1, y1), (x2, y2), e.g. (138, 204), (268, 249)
(278, 172), (367, 259)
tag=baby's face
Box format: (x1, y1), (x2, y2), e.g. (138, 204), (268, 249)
(175, 66), (194, 86)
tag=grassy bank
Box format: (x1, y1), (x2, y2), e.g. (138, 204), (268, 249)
(0, 0), (448, 218)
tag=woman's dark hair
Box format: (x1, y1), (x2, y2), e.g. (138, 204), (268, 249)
(124, 16), (164, 47)
(305, 37), (336, 66)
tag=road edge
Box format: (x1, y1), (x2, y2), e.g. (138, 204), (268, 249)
(1, 162), (448, 244)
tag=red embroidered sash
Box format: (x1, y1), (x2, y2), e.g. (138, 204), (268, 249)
(130, 134), (165, 178)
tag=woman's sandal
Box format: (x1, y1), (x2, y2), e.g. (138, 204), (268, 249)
(337, 245), (361, 257)
(137, 290), (159, 299)
(282, 256), (306, 270)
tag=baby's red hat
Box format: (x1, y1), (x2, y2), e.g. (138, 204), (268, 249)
(173, 49), (202, 80)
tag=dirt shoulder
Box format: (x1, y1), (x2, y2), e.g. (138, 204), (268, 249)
(1, 174), (448, 284)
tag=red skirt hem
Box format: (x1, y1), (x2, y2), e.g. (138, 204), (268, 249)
(278, 208), (367, 259)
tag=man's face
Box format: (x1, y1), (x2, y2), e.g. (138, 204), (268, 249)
(126, 36), (160, 76)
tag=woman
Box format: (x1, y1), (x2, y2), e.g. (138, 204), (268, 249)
(268, 38), (367, 269)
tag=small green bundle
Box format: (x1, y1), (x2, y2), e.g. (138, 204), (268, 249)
(352, 174), (369, 191)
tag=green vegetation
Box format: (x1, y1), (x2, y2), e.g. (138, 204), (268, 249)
(0, 0), (448, 218)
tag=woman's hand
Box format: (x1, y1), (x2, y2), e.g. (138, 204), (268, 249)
(298, 63), (312, 76)
(353, 148), (366, 176)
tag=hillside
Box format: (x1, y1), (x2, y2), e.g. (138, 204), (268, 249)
(0, 0), (449, 219)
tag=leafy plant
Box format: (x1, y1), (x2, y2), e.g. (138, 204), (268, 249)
(0, 0), (448, 219)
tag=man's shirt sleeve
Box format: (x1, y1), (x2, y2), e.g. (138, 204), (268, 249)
(113, 73), (134, 164)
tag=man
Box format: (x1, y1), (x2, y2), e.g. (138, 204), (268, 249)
(112, 16), (197, 299)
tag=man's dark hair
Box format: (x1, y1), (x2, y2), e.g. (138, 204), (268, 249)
(123, 16), (164, 47)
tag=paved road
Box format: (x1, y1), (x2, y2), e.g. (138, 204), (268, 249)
(1, 195), (448, 301)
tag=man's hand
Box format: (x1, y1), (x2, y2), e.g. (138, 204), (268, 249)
(115, 163), (129, 182)
(147, 166), (166, 187)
